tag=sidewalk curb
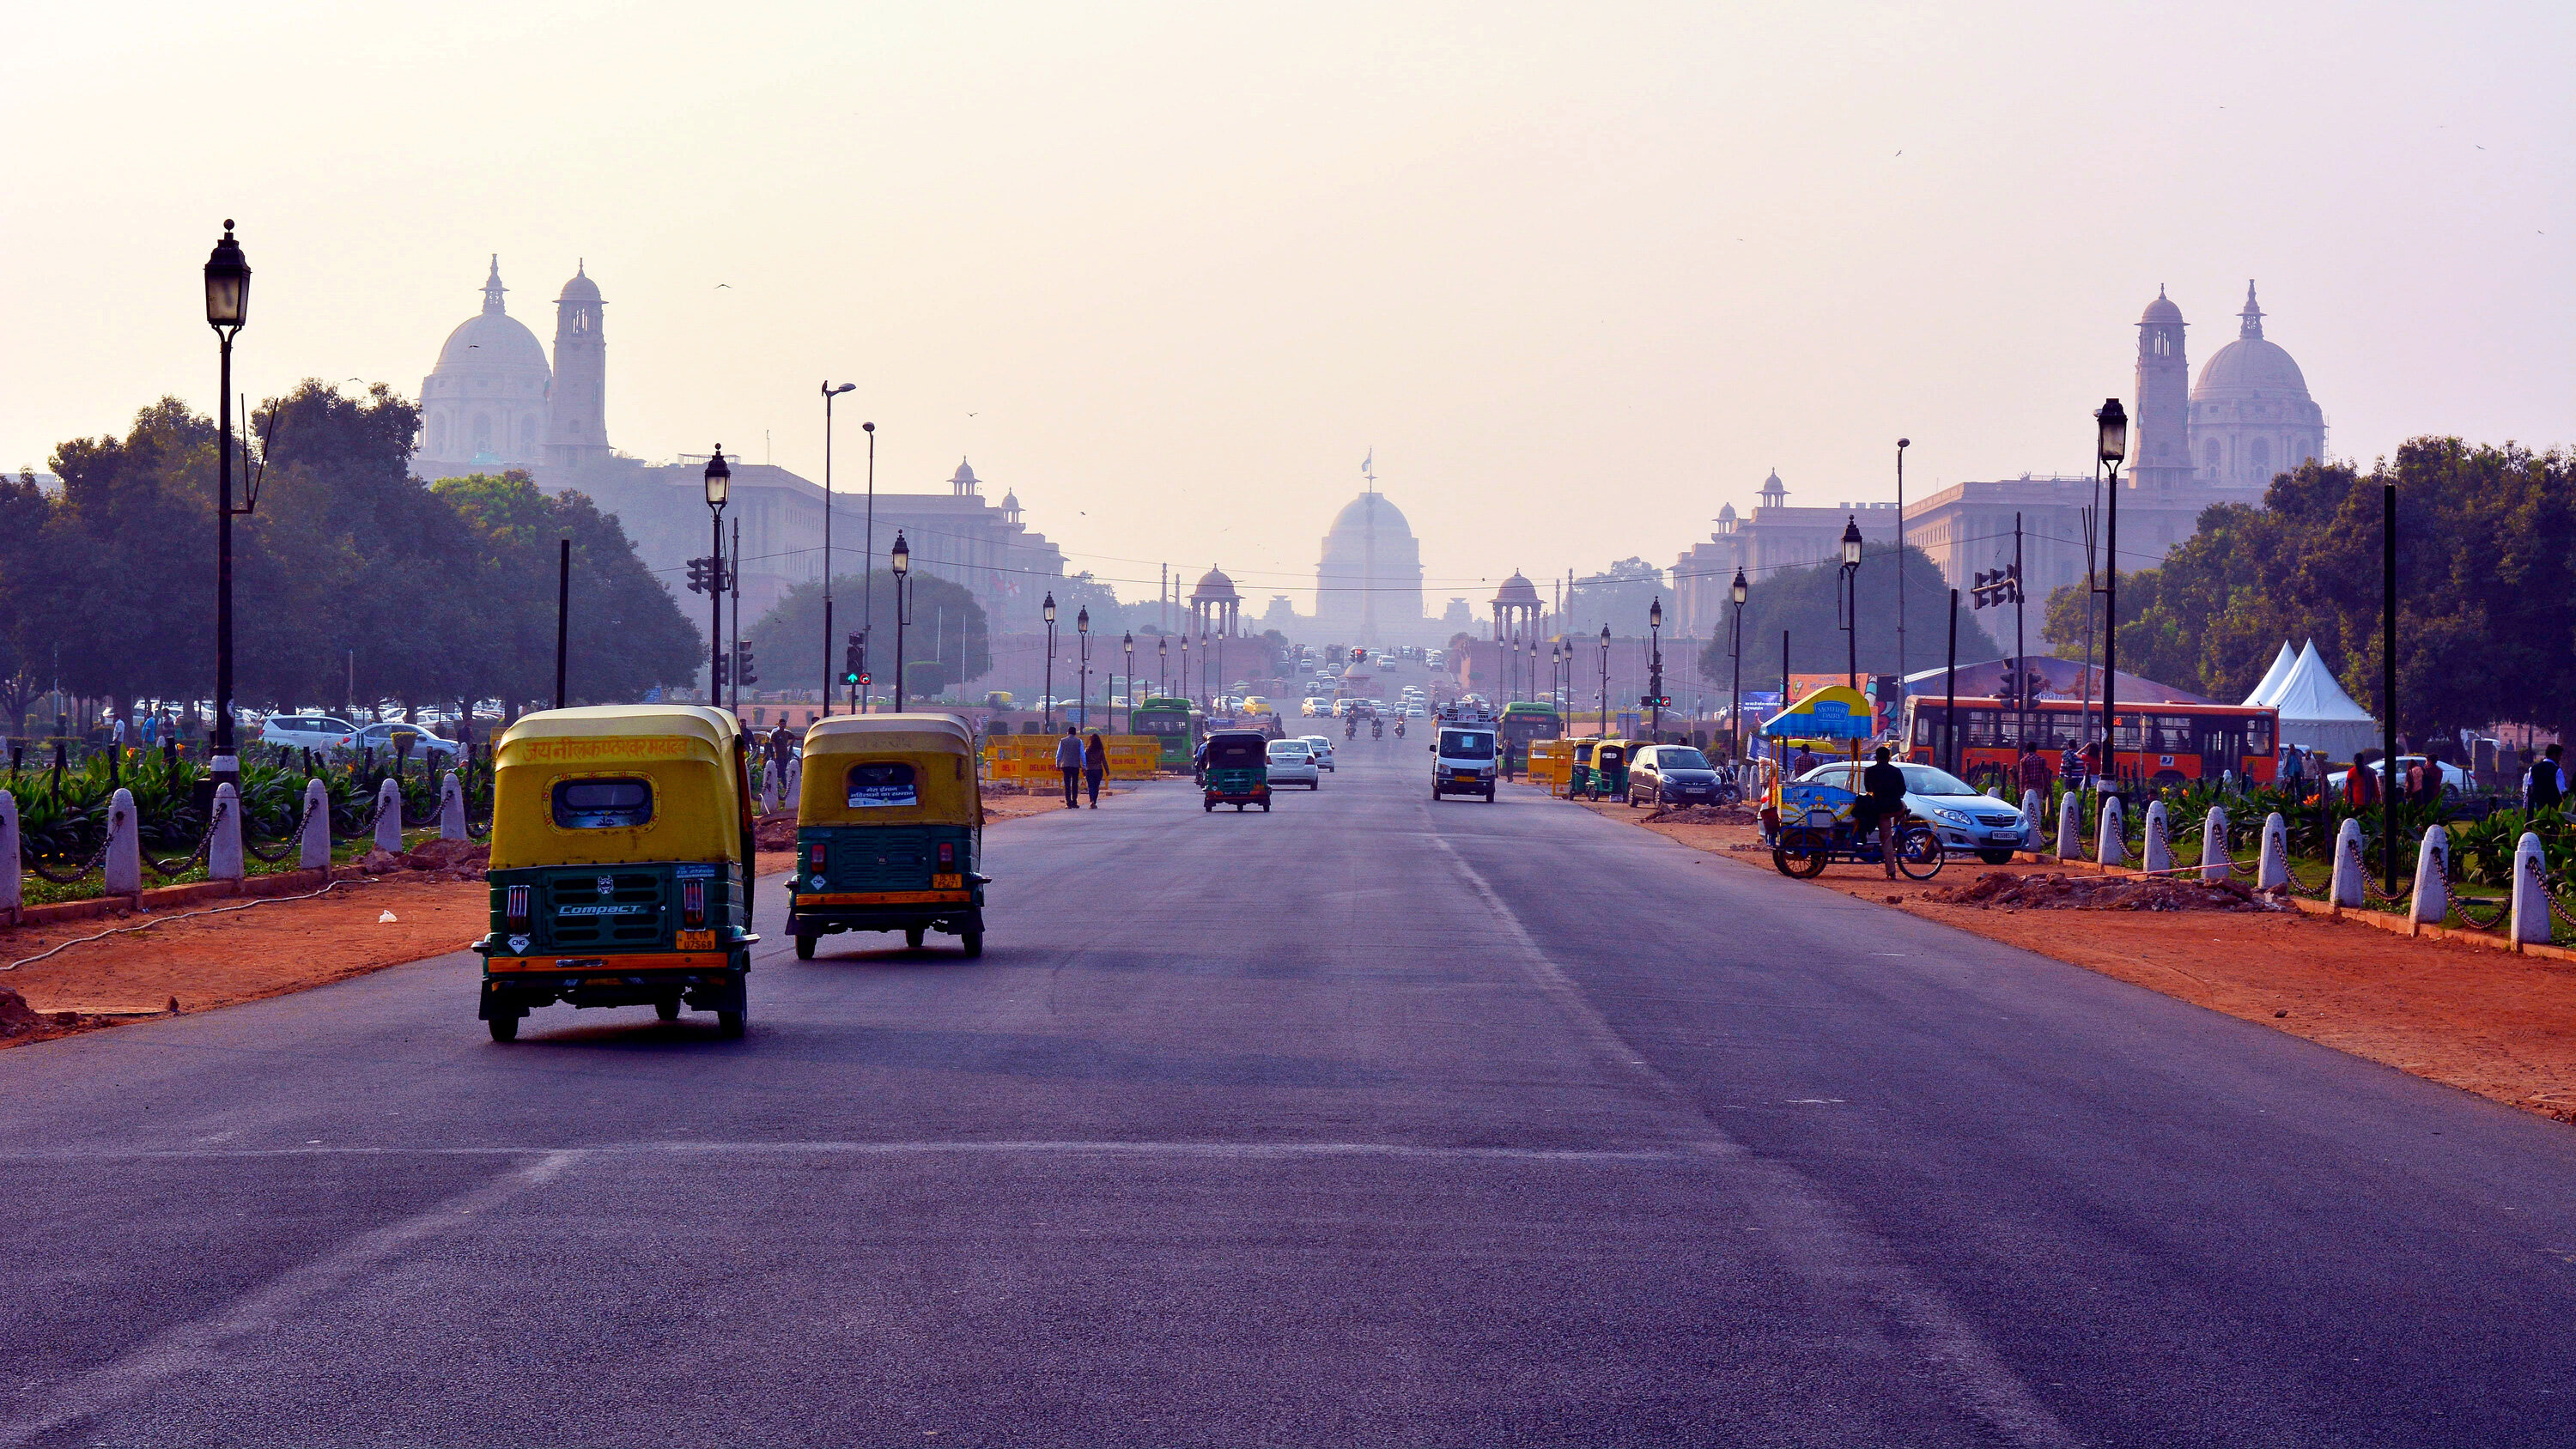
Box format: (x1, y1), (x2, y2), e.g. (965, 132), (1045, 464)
(7, 869), (335, 931)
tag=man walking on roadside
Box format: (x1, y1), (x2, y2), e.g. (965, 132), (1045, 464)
(1054, 724), (1084, 809)
(2527, 743), (2566, 815)
(2017, 742), (2054, 797)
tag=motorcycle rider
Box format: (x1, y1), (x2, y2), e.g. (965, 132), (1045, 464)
(1394, 720), (1405, 739)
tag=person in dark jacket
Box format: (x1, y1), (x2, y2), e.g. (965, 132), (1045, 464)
(1054, 725), (1084, 809)
(1083, 731), (1108, 808)
(2528, 743), (2566, 814)
(1858, 745), (1909, 880)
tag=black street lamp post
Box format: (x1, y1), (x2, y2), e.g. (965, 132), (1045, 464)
(2094, 399), (2129, 797)
(1077, 607), (1091, 731)
(1157, 634), (1168, 701)
(1041, 594), (1057, 728)
(704, 449), (730, 704)
(890, 531), (912, 711)
(204, 222), (250, 793)
(1728, 567), (1748, 763)
(1122, 631), (1134, 731)
(1837, 516), (1864, 759)
(818, 383), (855, 715)
(1597, 623), (1611, 737)
(1647, 598), (1665, 742)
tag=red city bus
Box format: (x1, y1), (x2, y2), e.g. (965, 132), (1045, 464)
(1903, 695), (2279, 787)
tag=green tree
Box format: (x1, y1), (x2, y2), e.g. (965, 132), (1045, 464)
(0, 470), (60, 736)
(742, 570), (992, 699)
(1696, 544), (1999, 685)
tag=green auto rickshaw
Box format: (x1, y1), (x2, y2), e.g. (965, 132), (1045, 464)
(787, 713), (985, 958)
(1200, 729), (1271, 812)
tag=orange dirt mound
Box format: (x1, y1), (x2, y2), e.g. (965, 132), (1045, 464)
(1932, 870), (2287, 913)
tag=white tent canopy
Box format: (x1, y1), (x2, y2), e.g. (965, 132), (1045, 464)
(2268, 640), (2379, 760)
(2243, 641), (2297, 707)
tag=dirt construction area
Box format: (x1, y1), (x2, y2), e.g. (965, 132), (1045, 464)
(1568, 792), (2576, 1126)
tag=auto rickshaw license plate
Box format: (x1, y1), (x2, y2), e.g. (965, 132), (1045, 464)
(932, 873), (963, 889)
(674, 929), (717, 950)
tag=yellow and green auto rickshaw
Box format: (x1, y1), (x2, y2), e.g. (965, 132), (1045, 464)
(1581, 738), (1632, 800)
(1567, 737), (1601, 797)
(786, 713), (986, 958)
(474, 705), (757, 1041)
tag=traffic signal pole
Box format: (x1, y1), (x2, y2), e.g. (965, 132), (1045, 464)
(2014, 512), (2026, 755)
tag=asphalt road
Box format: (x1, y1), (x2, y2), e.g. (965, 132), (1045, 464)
(7, 736), (2576, 1446)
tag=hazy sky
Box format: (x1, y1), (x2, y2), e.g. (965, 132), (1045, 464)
(11, 1), (2569, 614)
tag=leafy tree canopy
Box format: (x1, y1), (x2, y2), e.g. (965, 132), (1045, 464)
(1696, 544), (2001, 687)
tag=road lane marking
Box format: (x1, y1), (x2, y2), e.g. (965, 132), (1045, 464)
(1425, 827), (2082, 1449)
(0, 1139), (1695, 1165)
(0, 1149), (582, 1448)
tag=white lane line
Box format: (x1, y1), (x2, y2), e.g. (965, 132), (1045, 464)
(0, 1139), (1692, 1166)
(1425, 828), (2081, 1449)
(0, 1149), (583, 1449)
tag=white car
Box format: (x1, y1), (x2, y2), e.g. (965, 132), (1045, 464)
(1266, 738), (1321, 789)
(2324, 755), (2469, 794)
(258, 713), (359, 752)
(1795, 760), (2036, 864)
(1300, 735), (1336, 772)
(354, 719), (459, 761)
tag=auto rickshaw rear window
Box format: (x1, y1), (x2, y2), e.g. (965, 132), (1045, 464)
(552, 777), (653, 828)
(846, 761), (920, 808)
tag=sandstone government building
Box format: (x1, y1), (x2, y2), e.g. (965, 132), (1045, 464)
(412, 258), (1072, 634)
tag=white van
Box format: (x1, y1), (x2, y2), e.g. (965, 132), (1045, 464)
(1431, 724), (1498, 802)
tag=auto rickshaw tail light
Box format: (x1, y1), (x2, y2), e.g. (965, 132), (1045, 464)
(680, 879), (708, 929)
(937, 842), (956, 868)
(807, 844), (827, 870)
(505, 884), (531, 928)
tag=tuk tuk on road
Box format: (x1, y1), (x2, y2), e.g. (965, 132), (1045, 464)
(1200, 730), (1272, 811)
(787, 713), (985, 958)
(1566, 737), (1600, 797)
(474, 705), (757, 1041)
(1581, 738), (1632, 801)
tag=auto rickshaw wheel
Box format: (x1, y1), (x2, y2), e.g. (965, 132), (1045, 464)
(961, 931), (984, 959)
(717, 1009), (745, 1039)
(794, 930), (817, 960)
(1772, 843), (1828, 879)
(1261, 801), (1271, 812)
(488, 1014), (519, 1042)
(654, 997), (682, 1022)
(905, 925), (927, 949)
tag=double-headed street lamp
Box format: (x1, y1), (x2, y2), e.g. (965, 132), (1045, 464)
(704, 449), (731, 703)
(203, 221), (251, 794)
(817, 383), (856, 714)
(1647, 597), (1665, 742)
(1728, 567), (1749, 762)
(1077, 606), (1092, 731)
(1041, 593), (1058, 728)
(889, 531), (913, 711)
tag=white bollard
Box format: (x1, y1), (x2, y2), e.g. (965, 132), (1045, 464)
(2409, 825), (2449, 930)
(2512, 832), (2552, 947)
(2020, 788), (2044, 834)
(787, 755), (803, 803)
(2096, 796), (2127, 868)
(209, 782), (244, 882)
(300, 778), (332, 870)
(374, 777), (404, 854)
(2057, 791), (2081, 859)
(2330, 816), (2366, 907)
(103, 786), (141, 896)
(760, 766), (781, 816)
(2258, 812), (2290, 890)
(2143, 800), (2173, 876)
(0, 791), (19, 919)
(439, 771), (466, 840)
(2201, 807), (2230, 884)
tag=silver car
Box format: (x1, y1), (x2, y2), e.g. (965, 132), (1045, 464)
(257, 712), (359, 753)
(1266, 739), (1322, 789)
(1796, 760), (2035, 864)
(1300, 735), (1335, 772)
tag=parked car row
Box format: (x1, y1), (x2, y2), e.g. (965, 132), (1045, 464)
(258, 713), (462, 761)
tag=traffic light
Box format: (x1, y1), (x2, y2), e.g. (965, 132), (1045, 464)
(841, 632), (865, 686)
(685, 556), (711, 594)
(857, 672), (871, 688)
(1970, 564), (2023, 610)
(1639, 694), (1672, 708)
(711, 652), (729, 689)
(1352, 646), (1367, 662)
(733, 644), (757, 688)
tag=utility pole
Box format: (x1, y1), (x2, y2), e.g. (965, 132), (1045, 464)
(2014, 512), (2027, 755)
(727, 515), (743, 714)
(1943, 588), (1959, 775)
(1896, 438), (1910, 684)
(554, 538), (570, 711)
(2382, 480), (2399, 896)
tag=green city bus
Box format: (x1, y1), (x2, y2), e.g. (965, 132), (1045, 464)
(1498, 703), (1564, 774)
(1129, 696), (1200, 768)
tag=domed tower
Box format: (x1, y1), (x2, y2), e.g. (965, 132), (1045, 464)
(417, 257), (553, 475)
(2189, 282), (2326, 491)
(1315, 490), (1425, 644)
(2132, 287), (2192, 489)
(544, 263), (610, 468)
